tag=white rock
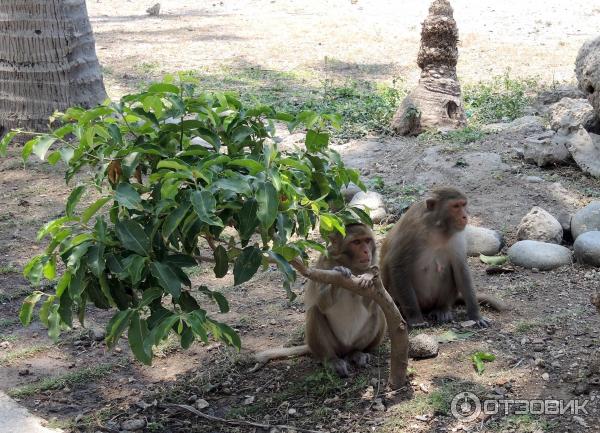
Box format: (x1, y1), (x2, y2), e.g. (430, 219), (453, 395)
(464, 225), (503, 256)
(121, 419), (147, 431)
(574, 231), (600, 267)
(483, 116), (546, 135)
(508, 240), (572, 270)
(548, 97), (599, 132)
(523, 131), (570, 167)
(572, 201), (600, 239)
(195, 399), (210, 410)
(558, 127), (600, 177)
(341, 183), (362, 202)
(517, 207), (563, 244)
(349, 191), (387, 224)
(408, 334), (439, 359)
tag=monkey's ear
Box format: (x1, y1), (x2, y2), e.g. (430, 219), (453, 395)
(425, 198), (437, 211)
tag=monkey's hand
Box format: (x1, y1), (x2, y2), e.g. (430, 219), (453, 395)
(357, 274), (374, 289)
(332, 266), (352, 279)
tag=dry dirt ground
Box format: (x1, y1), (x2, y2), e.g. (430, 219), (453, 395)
(1, 1), (600, 432)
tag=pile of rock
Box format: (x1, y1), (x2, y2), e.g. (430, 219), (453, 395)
(506, 202), (600, 270)
(519, 35), (600, 177)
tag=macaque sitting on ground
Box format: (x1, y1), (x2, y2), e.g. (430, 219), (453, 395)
(255, 224), (385, 377)
(380, 187), (504, 328)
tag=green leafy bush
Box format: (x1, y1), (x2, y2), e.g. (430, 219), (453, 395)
(7, 74), (369, 365)
(463, 72), (538, 124)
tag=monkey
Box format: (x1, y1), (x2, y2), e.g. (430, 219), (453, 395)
(379, 187), (504, 329)
(254, 224), (386, 377)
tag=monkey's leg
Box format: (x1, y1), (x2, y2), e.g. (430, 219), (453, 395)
(305, 306), (350, 377)
(428, 309), (454, 323)
(396, 282), (428, 328)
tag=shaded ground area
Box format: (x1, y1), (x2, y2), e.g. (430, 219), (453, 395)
(1, 0), (600, 432)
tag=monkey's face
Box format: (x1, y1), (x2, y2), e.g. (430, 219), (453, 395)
(346, 235), (374, 272)
(446, 198), (468, 231)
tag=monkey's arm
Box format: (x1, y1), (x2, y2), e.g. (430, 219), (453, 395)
(452, 259), (489, 327)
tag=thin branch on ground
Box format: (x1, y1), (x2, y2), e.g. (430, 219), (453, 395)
(165, 403), (325, 433)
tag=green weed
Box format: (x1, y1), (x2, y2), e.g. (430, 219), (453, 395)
(8, 363), (118, 398)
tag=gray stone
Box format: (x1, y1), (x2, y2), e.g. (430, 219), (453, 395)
(464, 225), (503, 256)
(523, 131), (570, 167)
(508, 240), (572, 270)
(576, 36), (600, 118)
(408, 333), (439, 359)
(481, 116), (546, 135)
(517, 207), (563, 244)
(559, 128), (600, 177)
(572, 201), (600, 239)
(536, 85), (586, 106)
(348, 191), (387, 224)
(120, 419), (146, 431)
(341, 183), (362, 202)
(0, 390), (63, 433)
(574, 231), (600, 267)
(548, 97), (599, 133)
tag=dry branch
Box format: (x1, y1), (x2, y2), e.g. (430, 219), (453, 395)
(166, 403), (325, 433)
(290, 259), (408, 390)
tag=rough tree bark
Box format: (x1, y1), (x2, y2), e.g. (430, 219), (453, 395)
(291, 260), (409, 390)
(390, 0), (466, 136)
(0, 0), (107, 134)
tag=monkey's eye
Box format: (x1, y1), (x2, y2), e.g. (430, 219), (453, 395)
(352, 239), (362, 245)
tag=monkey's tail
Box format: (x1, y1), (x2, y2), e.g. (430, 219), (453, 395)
(455, 294), (506, 311)
(254, 344), (310, 363)
(476, 293), (506, 311)
(250, 345), (310, 373)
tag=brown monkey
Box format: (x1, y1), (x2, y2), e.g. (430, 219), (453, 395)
(254, 224), (386, 377)
(380, 187), (503, 328)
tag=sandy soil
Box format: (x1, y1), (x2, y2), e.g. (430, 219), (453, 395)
(1, 1), (600, 432)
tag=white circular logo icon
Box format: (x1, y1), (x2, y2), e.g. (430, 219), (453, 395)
(451, 392), (481, 422)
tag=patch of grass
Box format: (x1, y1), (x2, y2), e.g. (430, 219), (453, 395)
(0, 334), (18, 342)
(489, 414), (555, 432)
(0, 318), (19, 329)
(8, 363), (118, 398)
(420, 125), (487, 146)
(0, 264), (19, 274)
(192, 67), (407, 140)
(0, 344), (51, 365)
(386, 379), (486, 430)
(515, 320), (542, 333)
(463, 71), (539, 124)
(0, 287), (31, 303)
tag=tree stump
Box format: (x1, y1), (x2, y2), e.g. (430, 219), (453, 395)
(391, 0), (466, 136)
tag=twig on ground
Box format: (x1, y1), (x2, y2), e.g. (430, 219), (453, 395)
(165, 403), (325, 433)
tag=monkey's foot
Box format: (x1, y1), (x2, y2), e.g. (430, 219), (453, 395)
(348, 351), (371, 368)
(332, 266), (352, 279)
(407, 316), (429, 329)
(428, 310), (454, 324)
(330, 358), (350, 377)
(473, 317), (491, 328)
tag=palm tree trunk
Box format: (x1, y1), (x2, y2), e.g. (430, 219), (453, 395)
(0, 0), (107, 133)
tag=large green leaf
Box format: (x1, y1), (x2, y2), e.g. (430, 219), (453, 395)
(255, 181), (278, 229)
(32, 136), (57, 161)
(19, 291), (44, 325)
(81, 197), (111, 224)
(66, 185), (86, 217)
(213, 245), (229, 278)
(233, 246), (263, 286)
(190, 190), (223, 227)
(150, 262), (182, 299)
(238, 199), (259, 241)
(162, 204), (190, 239)
(115, 220), (151, 256)
(105, 309), (134, 348)
(115, 183), (142, 210)
(129, 311), (152, 365)
(87, 244), (106, 277)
